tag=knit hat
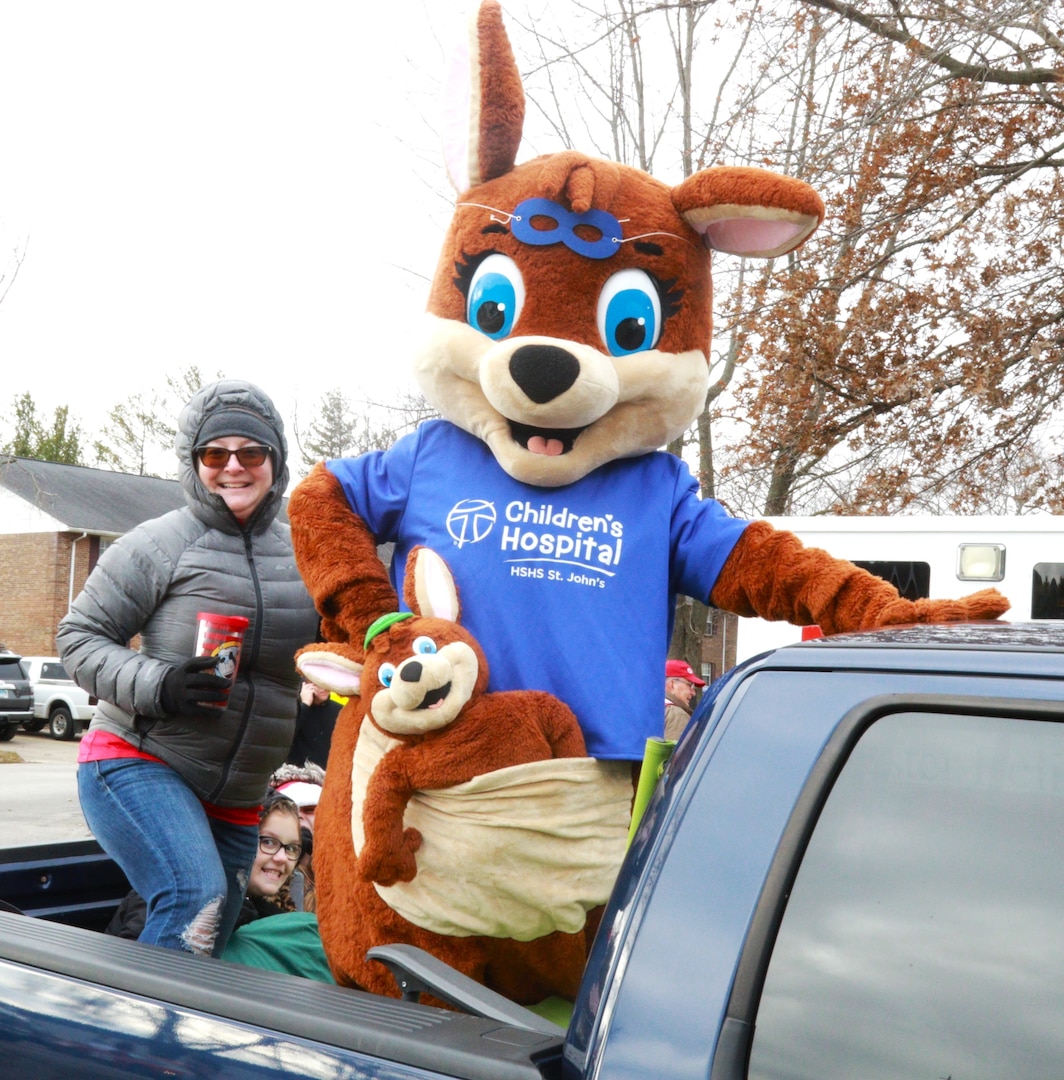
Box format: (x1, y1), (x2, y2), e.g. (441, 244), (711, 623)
(275, 780), (322, 809)
(194, 406), (278, 454)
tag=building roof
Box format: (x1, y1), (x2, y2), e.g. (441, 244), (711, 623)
(0, 456), (185, 535)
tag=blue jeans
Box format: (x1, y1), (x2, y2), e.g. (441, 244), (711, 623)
(78, 758), (258, 956)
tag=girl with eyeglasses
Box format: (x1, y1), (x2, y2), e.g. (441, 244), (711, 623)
(105, 794), (305, 940)
(239, 795), (304, 924)
(58, 380), (319, 958)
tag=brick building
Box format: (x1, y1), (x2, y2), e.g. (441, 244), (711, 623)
(0, 457), (185, 656)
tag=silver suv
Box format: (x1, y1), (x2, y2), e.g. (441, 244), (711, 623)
(20, 657), (96, 741)
(0, 650), (33, 742)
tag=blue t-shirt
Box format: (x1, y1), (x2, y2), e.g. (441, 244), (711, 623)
(327, 421), (749, 759)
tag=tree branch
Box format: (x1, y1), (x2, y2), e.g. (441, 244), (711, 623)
(799, 0), (1064, 85)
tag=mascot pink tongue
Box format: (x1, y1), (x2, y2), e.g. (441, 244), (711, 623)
(529, 436), (564, 456)
(286, 0), (1009, 1005)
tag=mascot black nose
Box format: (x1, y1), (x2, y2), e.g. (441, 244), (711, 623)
(401, 661), (422, 682)
(509, 344), (580, 404)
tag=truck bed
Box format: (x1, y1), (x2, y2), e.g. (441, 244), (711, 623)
(0, 907), (564, 1079)
(3, 621), (1063, 1079)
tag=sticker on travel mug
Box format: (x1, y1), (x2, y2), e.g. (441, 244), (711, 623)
(194, 612), (249, 705)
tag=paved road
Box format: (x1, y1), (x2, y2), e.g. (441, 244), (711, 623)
(0, 731), (91, 846)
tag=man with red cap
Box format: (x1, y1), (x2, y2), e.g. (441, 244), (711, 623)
(664, 659), (707, 742)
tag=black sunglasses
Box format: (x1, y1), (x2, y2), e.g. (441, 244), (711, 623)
(195, 445), (272, 469)
(258, 834), (302, 860)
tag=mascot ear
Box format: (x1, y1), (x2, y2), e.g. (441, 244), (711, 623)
(296, 646), (363, 698)
(672, 165), (824, 258)
(404, 546), (462, 624)
(442, 0), (525, 192)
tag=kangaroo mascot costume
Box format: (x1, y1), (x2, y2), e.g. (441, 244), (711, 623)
(289, 0), (1008, 1002)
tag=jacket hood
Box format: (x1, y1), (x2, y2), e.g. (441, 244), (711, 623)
(176, 379), (289, 533)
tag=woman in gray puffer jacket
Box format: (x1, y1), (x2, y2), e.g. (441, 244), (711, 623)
(58, 380), (319, 957)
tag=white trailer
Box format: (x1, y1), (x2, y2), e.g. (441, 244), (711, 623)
(725, 515), (1064, 668)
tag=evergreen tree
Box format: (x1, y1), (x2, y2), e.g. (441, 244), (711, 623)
(300, 388), (360, 468)
(295, 386), (436, 476)
(2, 393), (84, 465)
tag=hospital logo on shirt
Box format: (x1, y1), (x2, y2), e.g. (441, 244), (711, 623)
(446, 499), (497, 547)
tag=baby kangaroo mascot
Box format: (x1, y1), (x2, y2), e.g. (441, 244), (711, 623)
(288, 0), (1008, 995)
(297, 544), (629, 1003)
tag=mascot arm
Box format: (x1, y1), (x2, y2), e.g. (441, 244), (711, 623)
(288, 463), (398, 646)
(358, 748), (423, 887)
(710, 520), (1010, 634)
(523, 691), (588, 759)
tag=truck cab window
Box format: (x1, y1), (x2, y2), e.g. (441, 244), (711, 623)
(1032, 563), (1064, 619)
(748, 710), (1064, 1080)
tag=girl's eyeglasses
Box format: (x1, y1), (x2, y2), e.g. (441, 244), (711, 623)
(258, 834), (302, 860)
(195, 445), (272, 469)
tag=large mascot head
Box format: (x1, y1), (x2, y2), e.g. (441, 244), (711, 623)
(414, 0), (824, 487)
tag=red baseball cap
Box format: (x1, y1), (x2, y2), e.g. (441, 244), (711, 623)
(665, 659), (706, 687)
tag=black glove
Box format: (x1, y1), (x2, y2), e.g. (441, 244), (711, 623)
(160, 656), (231, 717)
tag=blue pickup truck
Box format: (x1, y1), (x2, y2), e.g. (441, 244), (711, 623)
(2, 621), (1062, 1078)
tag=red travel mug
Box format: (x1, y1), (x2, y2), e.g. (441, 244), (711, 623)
(194, 612), (249, 706)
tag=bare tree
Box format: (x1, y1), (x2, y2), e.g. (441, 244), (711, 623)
(94, 393), (175, 477)
(512, 1), (1064, 517)
(0, 232), (27, 308)
(711, 2), (1064, 515)
(92, 366), (224, 478)
(799, 0), (1064, 89)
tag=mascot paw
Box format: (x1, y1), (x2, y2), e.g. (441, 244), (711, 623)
(358, 829), (423, 887)
(913, 587), (1010, 624)
(876, 587), (1010, 627)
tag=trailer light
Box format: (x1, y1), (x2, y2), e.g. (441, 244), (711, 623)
(957, 544), (1006, 582)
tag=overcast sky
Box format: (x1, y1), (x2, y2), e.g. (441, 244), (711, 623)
(0, 0), (496, 454)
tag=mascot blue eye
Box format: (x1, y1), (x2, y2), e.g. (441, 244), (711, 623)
(597, 269), (662, 356)
(412, 636), (437, 655)
(467, 254), (525, 340)
(378, 663), (396, 688)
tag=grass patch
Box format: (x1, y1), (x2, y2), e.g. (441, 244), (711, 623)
(0, 750), (24, 764)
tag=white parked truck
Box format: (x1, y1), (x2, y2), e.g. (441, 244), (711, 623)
(20, 656), (96, 741)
